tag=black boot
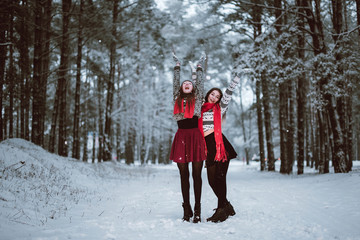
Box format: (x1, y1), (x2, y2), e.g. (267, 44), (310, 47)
(182, 203), (193, 222)
(225, 201), (236, 216)
(193, 203), (201, 223)
(206, 207), (228, 223)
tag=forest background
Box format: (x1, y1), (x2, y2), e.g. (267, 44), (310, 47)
(0, 0), (359, 174)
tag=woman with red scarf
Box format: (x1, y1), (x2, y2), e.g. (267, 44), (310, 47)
(198, 72), (241, 223)
(169, 53), (206, 223)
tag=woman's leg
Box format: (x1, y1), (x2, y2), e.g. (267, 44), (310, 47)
(215, 160), (230, 208)
(206, 163), (220, 199)
(192, 160), (203, 223)
(177, 162), (190, 204)
(206, 161), (231, 222)
(192, 160), (204, 205)
(177, 162), (193, 221)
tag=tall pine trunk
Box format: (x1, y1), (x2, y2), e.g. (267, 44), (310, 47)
(296, 0), (306, 174)
(19, 0), (31, 140)
(356, 0), (360, 37)
(256, 79), (265, 171)
(239, 79), (250, 164)
(72, 0), (84, 160)
(279, 81), (288, 173)
(82, 80), (89, 162)
(252, 0), (265, 171)
(261, 73), (275, 171)
(8, 7), (14, 138)
(286, 80), (295, 174)
(57, 0), (71, 156)
(324, 0), (349, 173)
(116, 64), (122, 162)
(103, 0), (118, 161)
(97, 77), (104, 162)
(32, 0), (45, 146)
(0, 1), (10, 141)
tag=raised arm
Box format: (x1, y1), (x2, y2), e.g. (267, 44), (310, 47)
(195, 53), (206, 101)
(172, 53), (181, 103)
(220, 72), (241, 115)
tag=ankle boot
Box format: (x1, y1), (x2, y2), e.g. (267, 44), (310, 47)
(182, 203), (193, 222)
(206, 207), (228, 223)
(225, 201), (236, 216)
(193, 203), (201, 223)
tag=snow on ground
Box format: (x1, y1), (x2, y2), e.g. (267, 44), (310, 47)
(0, 138), (359, 240)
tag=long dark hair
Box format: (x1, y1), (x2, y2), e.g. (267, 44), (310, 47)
(205, 87), (223, 104)
(175, 83), (196, 109)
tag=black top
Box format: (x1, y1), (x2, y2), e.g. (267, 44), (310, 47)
(177, 116), (199, 129)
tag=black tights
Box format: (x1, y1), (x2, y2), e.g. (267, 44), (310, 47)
(177, 161), (204, 205)
(206, 161), (230, 208)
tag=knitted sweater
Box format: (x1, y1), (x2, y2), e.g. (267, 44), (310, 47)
(202, 76), (240, 133)
(173, 66), (204, 121)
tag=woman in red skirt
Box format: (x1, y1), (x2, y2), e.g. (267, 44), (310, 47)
(169, 52), (206, 223)
(198, 71), (242, 223)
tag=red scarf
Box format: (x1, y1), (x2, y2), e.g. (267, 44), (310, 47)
(173, 98), (195, 118)
(199, 103), (228, 162)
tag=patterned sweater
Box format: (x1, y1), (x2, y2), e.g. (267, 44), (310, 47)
(202, 75), (240, 133)
(173, 66), (204, 121)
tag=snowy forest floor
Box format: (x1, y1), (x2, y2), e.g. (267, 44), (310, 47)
(0, 139), (359, 240)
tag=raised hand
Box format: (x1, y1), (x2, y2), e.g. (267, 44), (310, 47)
(196, 52), (206, 68)
(172, 52), (181, 66)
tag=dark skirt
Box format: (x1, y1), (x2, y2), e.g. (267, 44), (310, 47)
(205, 132), (237, 167)
(170, 127), (206, 163)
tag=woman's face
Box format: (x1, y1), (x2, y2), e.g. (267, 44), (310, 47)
(182, 81), (193, 94)
(208, 90), (221, 104)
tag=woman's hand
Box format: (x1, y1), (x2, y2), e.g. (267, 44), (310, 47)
(172, 52), (181, 66)
(196, 52), (206, 68)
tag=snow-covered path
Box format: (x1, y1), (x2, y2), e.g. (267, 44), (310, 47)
(1, 139), (360, 240)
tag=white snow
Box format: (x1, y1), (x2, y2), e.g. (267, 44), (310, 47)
(1, 138), (359, 240)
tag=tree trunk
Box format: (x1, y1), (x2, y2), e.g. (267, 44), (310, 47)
(286, 80), (295, 174)
(92, 131), (96, 163)
(239, 79), (250, 164)
(0, 1), (10, 141)
(331, 0), (343, 44)
(103, 0), (118, 161)
(252, 1), (265, 170)
(125, 130), (135, 164)
(256, 79), (265, 171)
(306, 78), (312, 167)
(325, 95), (348, 172)
(32, 0), (45, 146)
(82, 81), (89, 163)
(296, 0), (306, 175)
(317, 110), (326, 174)
(322, 0), (349, 173)
(8, 8), (14, 138)
(19, 0), (31, 140)
(116, 64), (122, 162)
(346, 96), (353, 171)
(42, 0), (52, 144)
(356, 0), (360, 37)
(303, 0), (325, 55)
(279, 81), (288, 173)
(72, 0), (84, 160)
(261, 73), (275, 171)
(57, 0), (71, 157)
(97, 77), (104, 162)
(49, 84), (60, 153)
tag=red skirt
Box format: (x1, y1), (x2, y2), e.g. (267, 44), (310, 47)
(170, 128), (206, 163)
